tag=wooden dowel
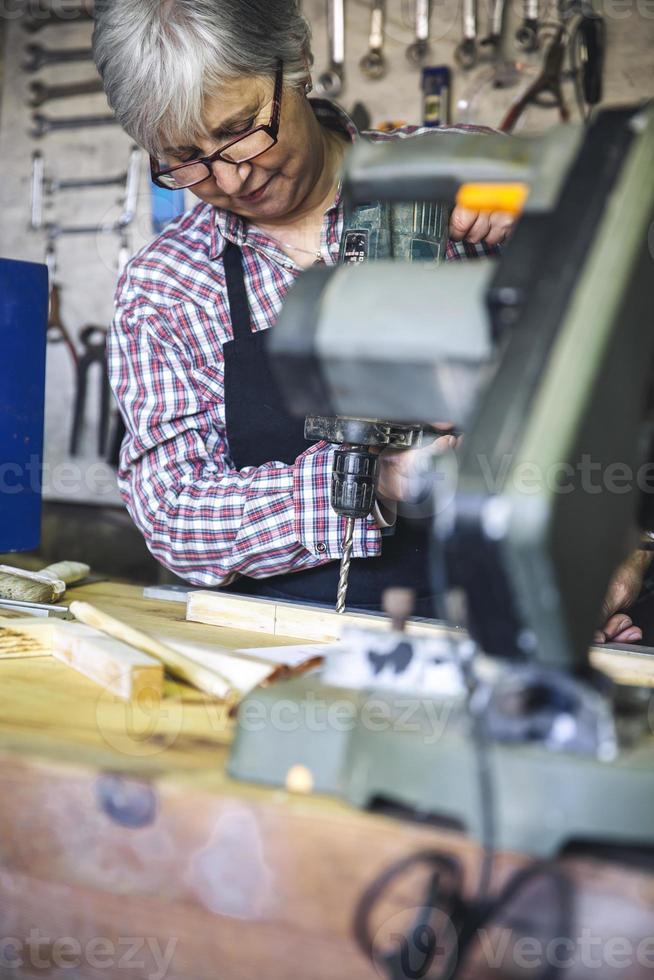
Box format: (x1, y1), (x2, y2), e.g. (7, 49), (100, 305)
(69, 601), (238, 701)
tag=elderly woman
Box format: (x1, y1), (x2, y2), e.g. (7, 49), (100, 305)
(98, 0), (645, 629)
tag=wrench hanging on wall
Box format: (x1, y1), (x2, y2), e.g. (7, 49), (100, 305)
(23, 43), (94, 72)
(406, 0), (431, 66)
(31, 112), (118, 138)
(360, 0), (387, 80)
(316, 0), (345, 97)
(29, 78), (105, 109)
(454, 0), (478, 70)
(23, 8), (94, 33)
(516, 0), (540, 51)
(480, 0), (507, 55)
(30, 147), (142, 231)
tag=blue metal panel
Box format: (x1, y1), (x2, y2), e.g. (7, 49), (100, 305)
(0, 258), (48, 553)
(150, 183), (186, 234)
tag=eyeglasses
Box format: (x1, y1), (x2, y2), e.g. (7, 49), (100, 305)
(150, 59), (284, 190)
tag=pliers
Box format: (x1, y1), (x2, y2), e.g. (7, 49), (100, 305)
(500, 26), (570, 132)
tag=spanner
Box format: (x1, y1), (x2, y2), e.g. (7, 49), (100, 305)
(29, 77), (105, 108)
(360, 0), (387, 80)
(315, 0), (345, 97)
(23, 8), (94, 33)
(406, 0), (431, 66)
(480, 0), (506, 54)
(515, 0), (540, 52)
(454, 0), (478, 70)
(31, 112), (118, 138)
(23, 42), (94, 72)
(30, 146), (141, 224)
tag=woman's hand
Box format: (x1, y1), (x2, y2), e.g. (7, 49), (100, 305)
(449, 206), (516, 247)
(377, 430), (458, 503)
(594, 550), (652, 644)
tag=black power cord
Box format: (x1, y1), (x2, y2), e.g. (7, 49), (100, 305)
(353, 849), (575, 980)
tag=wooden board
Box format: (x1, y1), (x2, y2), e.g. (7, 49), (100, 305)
(0, 616), (54, 659)
(186, 589), (654, 688)
(186, 590), (452, 641)
(52, 621), (164, 700)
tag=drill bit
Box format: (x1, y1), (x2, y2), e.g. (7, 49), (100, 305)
(336, 517), (356, 614)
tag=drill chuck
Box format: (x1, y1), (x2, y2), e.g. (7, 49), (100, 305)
(332, 446), (379, 519)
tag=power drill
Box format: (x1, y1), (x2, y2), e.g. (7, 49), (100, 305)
(304, 416), (429, 614)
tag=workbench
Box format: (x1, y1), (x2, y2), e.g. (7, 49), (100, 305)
(0, 582), (653, 980)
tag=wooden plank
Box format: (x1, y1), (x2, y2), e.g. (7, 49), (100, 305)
(186, 590), (446, 642)
(186, 590), (654, 688)
(52, 621), (164, 700)
(0, 616), (54, 659)
(590, 644), (654, 687)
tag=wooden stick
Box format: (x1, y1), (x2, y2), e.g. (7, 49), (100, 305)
(69, 601), (238, 700)
(52, 622), (163, 700)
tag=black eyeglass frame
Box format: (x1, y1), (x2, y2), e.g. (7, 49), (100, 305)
(150, 58), (284, 190)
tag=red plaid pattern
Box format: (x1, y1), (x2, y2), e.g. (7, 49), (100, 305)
(108, 102), (499, 585)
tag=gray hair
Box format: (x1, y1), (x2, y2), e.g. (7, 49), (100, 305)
(93, 0), (312, 157)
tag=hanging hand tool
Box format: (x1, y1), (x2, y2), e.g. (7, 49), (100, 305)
(316, 0), (345, 97)
(31, 147), (137, 201)
(500, 26), (570, 132)
(360, 0), (387, 80)
(406, 0), (431, 66)
(304, 418), (428, 614)
(570, 11), (606, 117)
(70, 325), (111, 457)
(22, 4), (94, 33)
(23, 43), (94, 72)
(28, 77), (105, 108)
(454, 0), (478, 70)
(31, 112), (118, 138)
(480, 0), (506, 54)
(47, 282), (80, 369)
(516, 0), (540, 52)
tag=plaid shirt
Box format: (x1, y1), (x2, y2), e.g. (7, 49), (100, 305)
(109, 101), (498, 586)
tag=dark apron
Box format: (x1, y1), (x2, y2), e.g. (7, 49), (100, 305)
(221, 241), (436, 615)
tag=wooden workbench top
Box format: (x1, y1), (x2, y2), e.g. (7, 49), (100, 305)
(0, 581), (653, 980)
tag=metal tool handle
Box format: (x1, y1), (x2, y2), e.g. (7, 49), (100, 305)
(360, 0), (387, 80)
(119, 146), (142, 227)
(481, 0), (506, 49)
(455, 0), (478, 69)
(316, 0), (345, 97)
(516, 0), (540, 51)
(31, 113), (118, 139)
(30, 151), (45, 230)
(23, 44), (94, 72)
(406, 0), (431, 66)
(29, 77), (105, 108)
(118, 232), (131, 275)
